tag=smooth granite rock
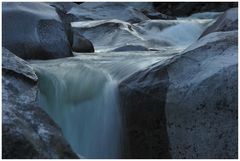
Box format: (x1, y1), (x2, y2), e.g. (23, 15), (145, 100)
(2, 2), (73, 60)
(119, 31), (237, 158)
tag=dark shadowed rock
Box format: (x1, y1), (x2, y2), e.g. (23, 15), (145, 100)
(2, 48), (78, 159)
(199, 8), (238, 38)
(120, 65), (172, 158)
(119, 31), (237, 158)
(145, 12), (176, 20)
(49, 3), (80, 46)
(112, 45), (157, 52)
(2, 2), (73, 60)
(153, 2), (238, 17)
(72, 30), (94, 53)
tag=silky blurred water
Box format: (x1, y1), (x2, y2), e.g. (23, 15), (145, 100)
(30, 12), (219, 158)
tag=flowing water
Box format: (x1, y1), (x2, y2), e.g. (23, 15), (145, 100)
(30, 12), (219, 158)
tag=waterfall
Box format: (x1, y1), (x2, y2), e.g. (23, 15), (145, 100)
(31, 51), (172, 158)
(30, 11), (218, 159)
(34, 62), (122, 158)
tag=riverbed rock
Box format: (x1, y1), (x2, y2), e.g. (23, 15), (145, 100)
(199, 8), (238, 38)
(112, 45), (156, 52)
(72, 30), (94, 53)
(119, 31), (237, 158)
(2, 48), (78, 159)
(2, 2), (73, 60)
(72, 19), (145, 51)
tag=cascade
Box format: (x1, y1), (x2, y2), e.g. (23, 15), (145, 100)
(30, 12), (218, 158)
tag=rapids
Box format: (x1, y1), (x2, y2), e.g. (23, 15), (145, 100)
(30, 11), (220, 158)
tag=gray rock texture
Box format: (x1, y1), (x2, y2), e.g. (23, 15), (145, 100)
(2, 48), (78, 159)
(2, 2), (73, 60)
(119, 31), (238, 158)
(48, 2), (95, 53)
(200, 8), (238, 38)
(71, 19), (145, 51)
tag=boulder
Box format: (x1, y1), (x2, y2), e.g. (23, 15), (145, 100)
(2, 48), (78, 159)
(49, 2), (81, 46)
(199, 8), (238, 38)
(71, 19), (144, 51)
(72, 30), (94, 53)
(119, 31), (237, 158)
(2, 2), (73, 60)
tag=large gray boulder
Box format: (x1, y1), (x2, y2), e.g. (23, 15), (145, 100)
(2, 48), (78, 159)
(199, 8), (238, 38)
(2, 2), (73, 60)
(119, 31), (237, 158)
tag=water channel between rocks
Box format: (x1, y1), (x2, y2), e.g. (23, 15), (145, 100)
(30, 12), (219, 158)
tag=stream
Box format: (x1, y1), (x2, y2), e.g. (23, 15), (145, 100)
(30, 11), (220, 158)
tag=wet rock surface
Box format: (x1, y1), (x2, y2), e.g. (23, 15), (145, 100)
(119, 31), (238, 158)
(2, 48), (78, 159)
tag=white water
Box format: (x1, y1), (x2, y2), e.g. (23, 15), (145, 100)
(30, 12), (219, 159)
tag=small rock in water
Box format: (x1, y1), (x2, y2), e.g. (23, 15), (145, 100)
(112, 45), (151, 52)
(72, 30), (95, 53)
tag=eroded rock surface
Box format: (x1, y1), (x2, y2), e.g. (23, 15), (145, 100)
(2, 48), (78, 159)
